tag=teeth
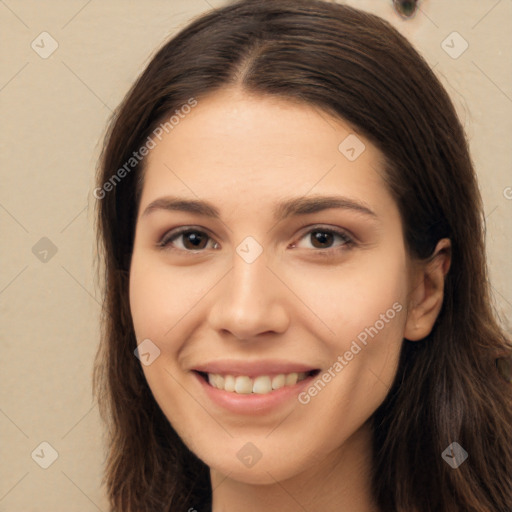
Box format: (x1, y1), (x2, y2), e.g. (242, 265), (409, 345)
(252, 376), (272, 394)
(224, 374), (236, 392)
(206, 371), (310, 394)
(285, 373), (298, 386)
(235, 376), (253, 394)
(271, 374), (286, 390)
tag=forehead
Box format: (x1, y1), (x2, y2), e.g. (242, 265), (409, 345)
(140, 88), (392, 217)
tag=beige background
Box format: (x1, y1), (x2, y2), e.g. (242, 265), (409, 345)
(1, 1), (510, 510)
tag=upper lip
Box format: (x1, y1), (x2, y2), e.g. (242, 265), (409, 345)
(192, 359), (318, 378)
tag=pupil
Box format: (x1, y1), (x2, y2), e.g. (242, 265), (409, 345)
(313, 231), (333, 248)
(186, 232), (206, 249)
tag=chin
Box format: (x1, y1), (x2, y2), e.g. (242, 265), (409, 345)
(210, 459), (296, 485)
(200, 440), (314, 486)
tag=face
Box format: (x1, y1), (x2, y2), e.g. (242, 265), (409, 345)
(129, 87), (413, 485)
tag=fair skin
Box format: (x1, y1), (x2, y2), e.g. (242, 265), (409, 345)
(129, 87), (451, 512)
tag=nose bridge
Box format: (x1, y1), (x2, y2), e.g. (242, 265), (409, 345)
(207, 238), (289, 339)
(231, 242), (270, 305)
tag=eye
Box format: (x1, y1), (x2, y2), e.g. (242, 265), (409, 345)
(158, 225), (354, 254)
(291, 226), (354, 254)
(158, 227), (219, 252)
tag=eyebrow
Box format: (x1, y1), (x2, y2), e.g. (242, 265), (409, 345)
(141, 194), (377, 222)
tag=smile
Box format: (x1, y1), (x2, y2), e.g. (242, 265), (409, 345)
(204, 371), (314, 394)
(192, 361), (321, 414)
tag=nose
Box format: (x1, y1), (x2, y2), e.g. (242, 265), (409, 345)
(206, 247), (290, 341)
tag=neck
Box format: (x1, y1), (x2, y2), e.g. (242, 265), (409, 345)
(210, 421), (380, 512)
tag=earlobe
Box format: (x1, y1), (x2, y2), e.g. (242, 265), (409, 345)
(404, 238), (452, 341)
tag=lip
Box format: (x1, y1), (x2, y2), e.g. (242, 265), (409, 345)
(192, 359), (317, 378)
(193, 371), (318, 414)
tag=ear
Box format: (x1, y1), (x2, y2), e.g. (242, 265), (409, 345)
(404, 238), (452, 341)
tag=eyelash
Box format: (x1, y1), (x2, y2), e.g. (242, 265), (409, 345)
(157, 225), (355, 256)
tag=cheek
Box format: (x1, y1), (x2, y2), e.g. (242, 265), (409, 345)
(285, 251), (408, 413)
(279, 249), (409, 349)
(129, 253), (214, 344)
(128, 257), (205, 432)
(129, 265), (164, 345)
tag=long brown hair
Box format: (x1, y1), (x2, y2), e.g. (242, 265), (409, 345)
(93, 1), (512, 510)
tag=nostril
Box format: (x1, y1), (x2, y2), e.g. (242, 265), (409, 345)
(393, 0), (419, 19)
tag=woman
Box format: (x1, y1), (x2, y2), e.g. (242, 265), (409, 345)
(93, 0), (512, 510)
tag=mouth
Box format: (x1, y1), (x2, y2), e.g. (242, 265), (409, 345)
(194, 369), (321, 395)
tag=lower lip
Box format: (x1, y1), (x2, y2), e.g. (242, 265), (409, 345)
(193, 372), (316, 415)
